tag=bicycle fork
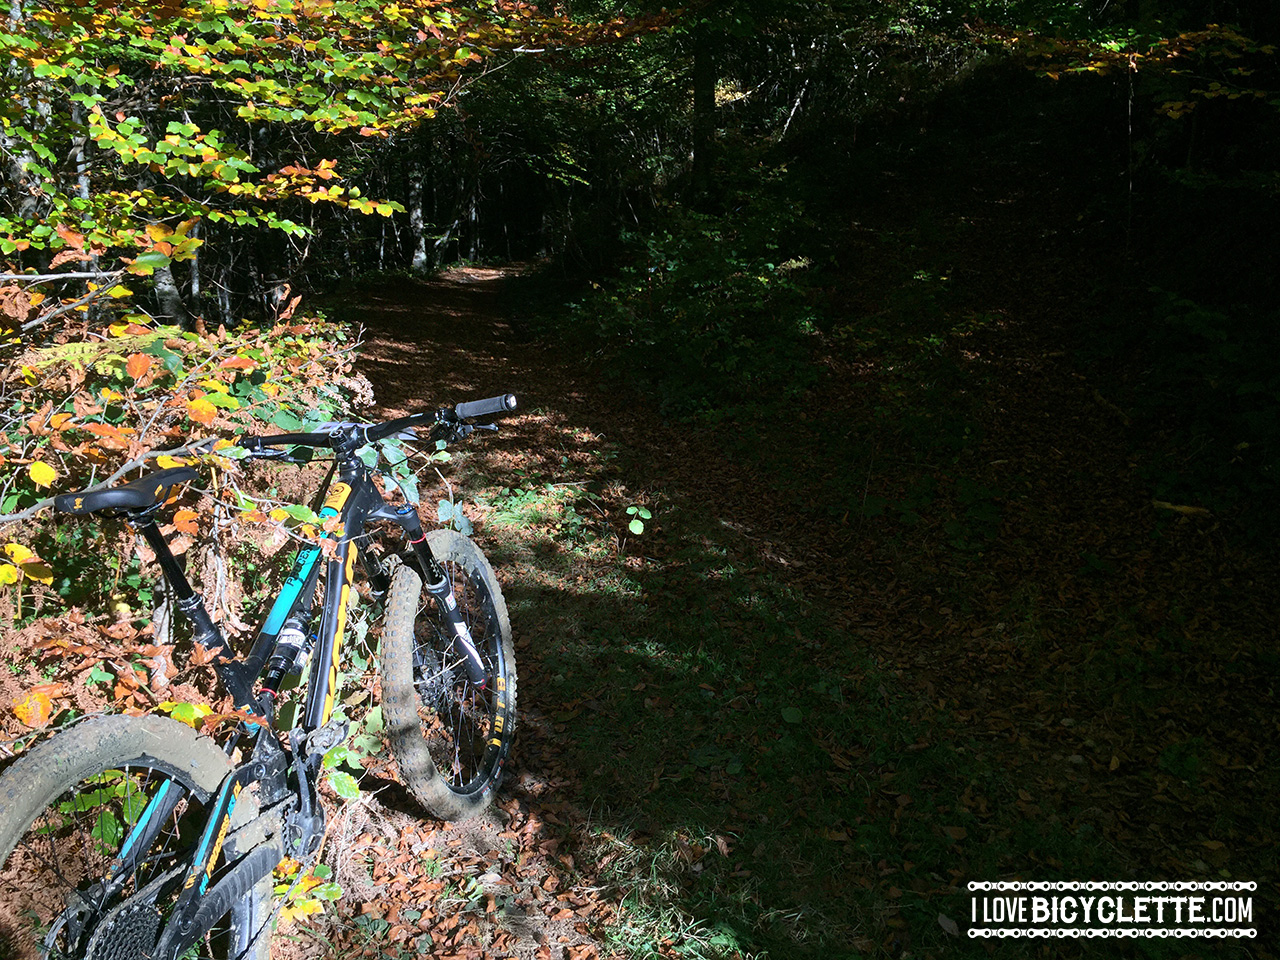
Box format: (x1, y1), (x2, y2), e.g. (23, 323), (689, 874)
(394, 504), (488, 689)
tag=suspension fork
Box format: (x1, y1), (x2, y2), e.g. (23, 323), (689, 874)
(392, 504), (488, 688)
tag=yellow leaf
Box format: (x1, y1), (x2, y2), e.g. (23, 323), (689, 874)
(278, 898), (323, 926)
(186, 396), (217, 426)
(156, 455), (190, 468)
(108, 284), (133, 298)
(19, 559), (54, 585)
(100, 387), (125, 401)
(28, 461), (57, 488)
(156, 700), (213, 728)
(0, 563), (19, 586)
(5, 542), (34, 564)
(269, 507), (290, 522)
(173, 509), (199, 535)
(13, 684), (60, 728)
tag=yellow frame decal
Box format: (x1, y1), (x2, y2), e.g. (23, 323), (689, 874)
(320, 543), (358, 724)
(323, 482), (353, 514)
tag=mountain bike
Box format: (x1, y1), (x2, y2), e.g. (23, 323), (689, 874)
(0, 394), (519, 960)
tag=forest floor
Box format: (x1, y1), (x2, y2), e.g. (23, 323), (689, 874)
(276, 77), (1277, 960)
(0, 74), (1274, 960)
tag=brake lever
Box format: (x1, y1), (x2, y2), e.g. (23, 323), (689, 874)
(246, 446), (313, 465)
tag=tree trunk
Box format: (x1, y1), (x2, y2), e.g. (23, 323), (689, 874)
(3, 2), (45, 233)
(408, 164), (431, 273)
(153, 264), (192, 329)
(690, 21), (718, 206)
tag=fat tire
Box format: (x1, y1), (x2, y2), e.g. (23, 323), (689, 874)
(380, 529), (515, 821)
(0, 714), (270, 960)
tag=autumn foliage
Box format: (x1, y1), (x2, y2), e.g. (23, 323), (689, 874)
(0, 0), (670, 640)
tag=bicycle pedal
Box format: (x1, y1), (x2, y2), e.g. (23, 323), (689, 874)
(305, 718), (349, 756)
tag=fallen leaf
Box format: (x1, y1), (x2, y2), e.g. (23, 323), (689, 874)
(28, 460), (57, 488)
(13, 683), (64, 728)
(126, 353), (153, 381)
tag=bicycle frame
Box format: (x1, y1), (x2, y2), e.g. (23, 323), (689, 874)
(109, 446), (480, 959)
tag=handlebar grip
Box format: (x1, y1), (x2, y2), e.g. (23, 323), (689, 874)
(455, 394), (518, 421)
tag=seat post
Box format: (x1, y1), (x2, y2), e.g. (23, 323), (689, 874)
(133, 515), (231, 663)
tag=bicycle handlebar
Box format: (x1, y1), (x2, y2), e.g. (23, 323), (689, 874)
(238, 394), (518, 455)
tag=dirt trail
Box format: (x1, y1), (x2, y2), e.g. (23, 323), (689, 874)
(277, 267), (617, 960)
(299, 263), (831, 960)
(349, 266), (534, 418)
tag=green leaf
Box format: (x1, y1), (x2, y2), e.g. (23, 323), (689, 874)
(396, 475), (419, 504)
(628, 518), (645, 535)
(271, 410), (304, 431)
(781, 707), (803, 724)
(309, 881), (343, 901)
(328, 770), (360, 800)
(129, 250), (172, 275)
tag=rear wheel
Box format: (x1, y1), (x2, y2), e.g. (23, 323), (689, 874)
(380, 529), (516, 820)
(0, 714), (270, 960)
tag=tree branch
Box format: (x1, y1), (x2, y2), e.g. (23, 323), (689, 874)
(19, 285), (115, 333)
(1, 271), (123, 283)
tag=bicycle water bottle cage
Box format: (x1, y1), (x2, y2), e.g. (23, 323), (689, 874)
(53, 466), (198, 517)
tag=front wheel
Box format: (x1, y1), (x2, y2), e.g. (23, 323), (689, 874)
(380, 529), (516, 820)
(0, 714), (270, 960)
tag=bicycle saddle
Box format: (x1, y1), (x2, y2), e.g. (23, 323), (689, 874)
(54, 466), (198, 516)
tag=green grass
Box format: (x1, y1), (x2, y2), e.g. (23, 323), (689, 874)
(469, 469), (960, 957)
